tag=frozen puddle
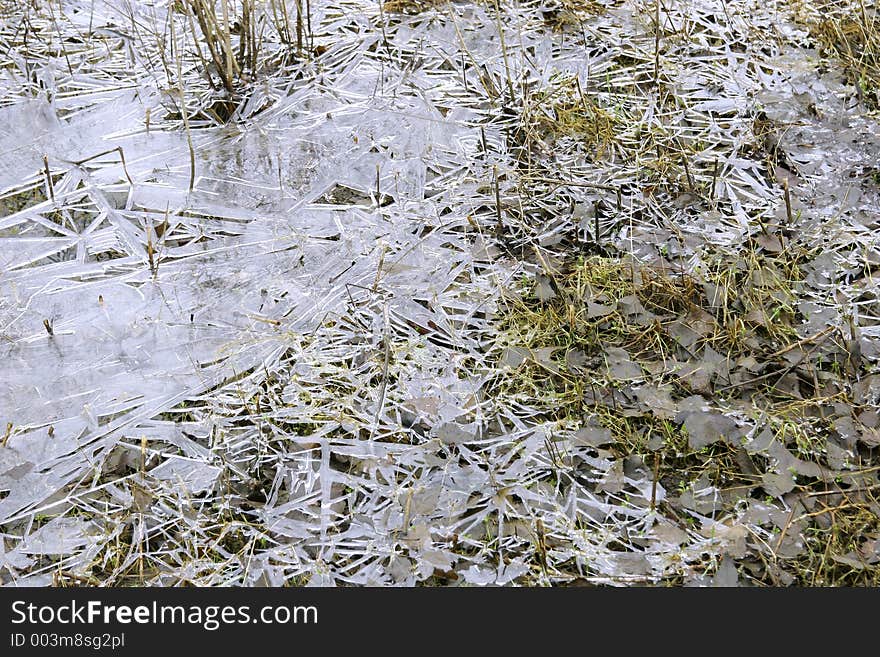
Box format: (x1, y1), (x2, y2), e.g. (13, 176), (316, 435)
(1, 0), (879, 584)
(1, 0), (516, 583)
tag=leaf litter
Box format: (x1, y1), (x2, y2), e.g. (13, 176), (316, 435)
(0, 0), (879, 586)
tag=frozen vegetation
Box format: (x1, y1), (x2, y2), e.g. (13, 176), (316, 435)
(0, 0), (879, 585)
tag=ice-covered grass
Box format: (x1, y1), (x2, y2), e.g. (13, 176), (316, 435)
(0, 0), (879, 586)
